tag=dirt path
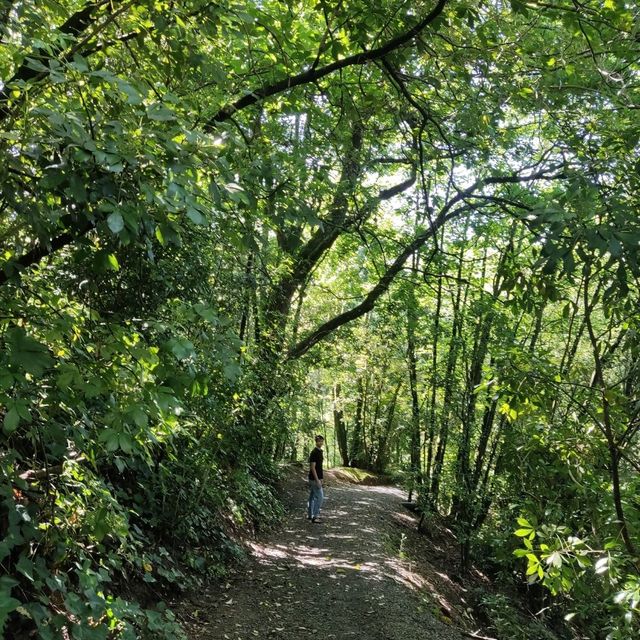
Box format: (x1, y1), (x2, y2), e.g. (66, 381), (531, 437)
(182, 476), (468, 640)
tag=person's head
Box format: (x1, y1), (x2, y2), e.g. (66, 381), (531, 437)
(315, 435), (324, 448)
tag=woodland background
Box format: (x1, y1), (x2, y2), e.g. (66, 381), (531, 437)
(0, 1), (639, 638)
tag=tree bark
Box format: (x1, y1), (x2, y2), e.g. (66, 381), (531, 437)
(351, 376), (367, 468)
(333, 384), (350, 466)
(430, 234), (467, 509)
(406, 270), (422, 484)
(425, 265), (443, 489)
(206, 1), (449, 126)
(583, 266), (636, 557)
(375, 380), (403, 472)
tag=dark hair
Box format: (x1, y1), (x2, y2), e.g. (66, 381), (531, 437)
(315, 435), (324, 441)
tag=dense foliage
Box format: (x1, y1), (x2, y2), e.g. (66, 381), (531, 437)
(1, 0), (639, 638)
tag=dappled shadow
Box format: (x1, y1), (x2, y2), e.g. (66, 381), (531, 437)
(188, 481), (465, 640)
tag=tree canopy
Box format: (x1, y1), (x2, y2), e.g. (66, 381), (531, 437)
(1, 1), (639, 638)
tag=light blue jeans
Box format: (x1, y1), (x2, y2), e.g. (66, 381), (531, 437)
(307, 480), (324, 519)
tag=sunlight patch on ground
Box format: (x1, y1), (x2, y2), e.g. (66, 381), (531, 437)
(385, 557), (426, 590)
(365, 486), (406, 498)
(322, 534), (357, 540)
(393, 511), (418, 527)
(248, 538), (429, 591)
(246, 481), (434, 599)
(435, 570), (457, 585)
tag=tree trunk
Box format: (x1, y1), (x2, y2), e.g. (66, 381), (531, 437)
(333, 383), (350, 466)
(425, 268), (442, 491)
(375, 380), (403, 472)
(350, 375), (367, 468)
(583, 266), (636, 557)
(430, 233), (467, 509)
(406, 273), (421, 485)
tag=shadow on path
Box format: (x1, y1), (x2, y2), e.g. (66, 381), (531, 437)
(186, 482), (466, 640)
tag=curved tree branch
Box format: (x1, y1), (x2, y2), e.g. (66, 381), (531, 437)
(205, 0), (448, 127)
(287, 167), (566, 360)
(0, 215), (95, 286)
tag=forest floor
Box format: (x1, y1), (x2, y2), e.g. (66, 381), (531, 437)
(176, 467), (494, 640)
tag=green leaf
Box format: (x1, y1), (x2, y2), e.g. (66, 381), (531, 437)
(147, 104), (175, 121)
(117, 79), (143, 105)
(155, 225), (166, 245)
(119, 433), (133, 454)
(95, 249), (121, 272)
(107, 212), (125, 234)
(107, 254), (120, 271)
(130, 406), (148, 429)
(93, 508), (110, 542)
(224, 182), (249, 204)
(7, 328), (53, 376)
(186, 207), (206, 225)
(193, 304), (218, 324)
(15, 402), (31, 421)
(69, 174), (87, 203)
(223, 363), (241, 381)
(101, 429), (120, 452)
(16, 555), (34, 581)
(0, 597), (21, 632)
(546, 552), (562, 568)
(0, 576), (20, 633)
(3, 407), (20, 434)
(167, 337), (195, 361)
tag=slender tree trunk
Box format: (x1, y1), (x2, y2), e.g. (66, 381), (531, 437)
(406, 272), (422, 486)
(425, 271), (442, 491)
(351, 375), (366, 468)
(333, 383), (350, 466)
(362, 374), (371, 466)
(454, 303), (493, 569)
(368, 377), (385, 470)
(452, 232), (515, 569)
(430, 234), (467, 509)
(375, 380), (403, 472)
(583, 267), (636, 557)
(239, 252), (254, 345)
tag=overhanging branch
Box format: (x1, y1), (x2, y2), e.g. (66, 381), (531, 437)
(286, 166), (565, 360)
(205, 0), (448, 127)
(0, 216), (96, 286)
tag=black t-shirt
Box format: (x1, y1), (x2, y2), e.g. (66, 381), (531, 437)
(308, 447), (323, 480)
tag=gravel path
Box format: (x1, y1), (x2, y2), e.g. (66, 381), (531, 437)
(183, 477), (468, 640)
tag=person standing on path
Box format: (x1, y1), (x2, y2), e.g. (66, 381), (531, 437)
(307, 435), (324, 523)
